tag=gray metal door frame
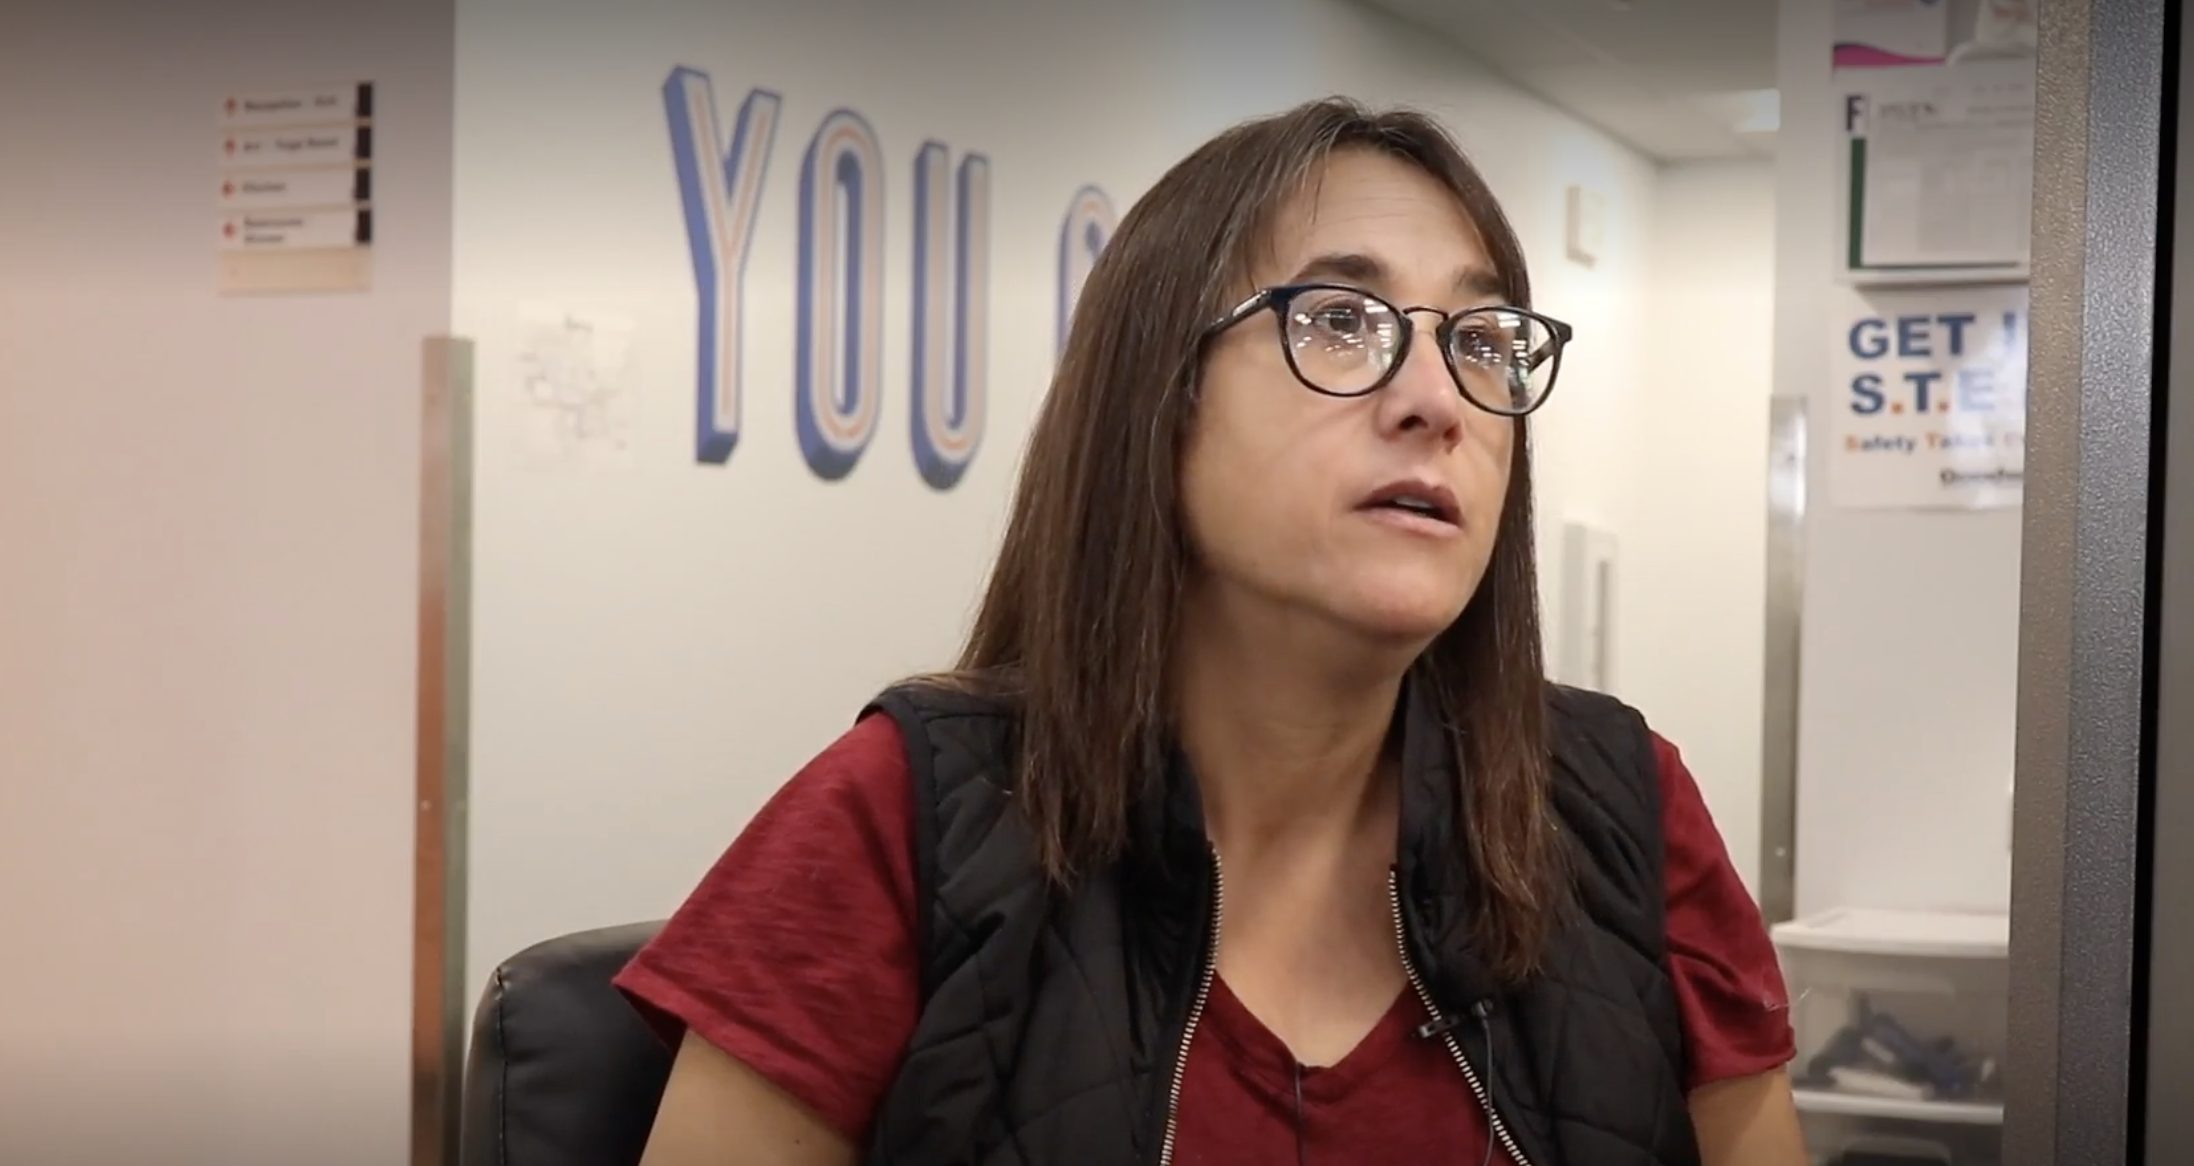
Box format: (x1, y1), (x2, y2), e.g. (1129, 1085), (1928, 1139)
(2009, 0), (2170, 1162)
(2141, 0), (2194, 1157)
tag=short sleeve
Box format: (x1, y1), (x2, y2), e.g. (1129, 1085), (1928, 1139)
(611, 712), (922, 1142)
(1653, 733), (1798, 1091)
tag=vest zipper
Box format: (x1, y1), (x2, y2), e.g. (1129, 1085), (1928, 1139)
(1156, 849), (1223, 1166)
(1387, 871), (1534, 1166)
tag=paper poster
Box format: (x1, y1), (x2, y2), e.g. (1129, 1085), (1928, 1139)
(1828, 284), (2027, 510)
(1834, 0), (1951, 68)
(1966, 0), (2038, 60)
(515, 306), (638, 467)
(1841, 59), (2034, 273)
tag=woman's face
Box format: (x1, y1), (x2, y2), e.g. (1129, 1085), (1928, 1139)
(1180, 148), (1515, 648)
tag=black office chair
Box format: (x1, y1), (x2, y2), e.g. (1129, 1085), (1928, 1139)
(461, 922), (672, 1166)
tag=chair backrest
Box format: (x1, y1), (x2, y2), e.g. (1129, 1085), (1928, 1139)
(461, 922), (671, 1166)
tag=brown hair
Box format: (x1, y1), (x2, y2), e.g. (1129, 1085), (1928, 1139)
(946, 97), (1564, 981)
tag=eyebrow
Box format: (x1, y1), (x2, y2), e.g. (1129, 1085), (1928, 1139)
(1285, 251), (1508, 302)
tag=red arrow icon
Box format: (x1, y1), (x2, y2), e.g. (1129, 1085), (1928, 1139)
(224, 138), (236, 154)
(223, 221), (237, 238)
(225, 97), (237, 115)
(221, 180), (235, 198)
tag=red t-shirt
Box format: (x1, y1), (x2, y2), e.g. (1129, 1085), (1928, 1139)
(614, 713), (1794, 1164)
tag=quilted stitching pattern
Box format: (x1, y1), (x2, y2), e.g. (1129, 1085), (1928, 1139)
(868, 684), (1700, 1166)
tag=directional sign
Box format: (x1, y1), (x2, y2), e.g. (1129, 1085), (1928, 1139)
(219, 209), (371, 251)
(215, 80), (376, 293)
(218, 167), (366, 210)
(219, 83), (373, 128)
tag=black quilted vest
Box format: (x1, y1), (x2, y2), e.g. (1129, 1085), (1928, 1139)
(860, 676), (1700, 1166)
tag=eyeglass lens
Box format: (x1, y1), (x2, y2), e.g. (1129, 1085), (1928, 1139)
(1280, 287), (1556, 413)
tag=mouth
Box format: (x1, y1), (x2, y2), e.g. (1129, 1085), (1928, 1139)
(1356, 479), (1461, 529)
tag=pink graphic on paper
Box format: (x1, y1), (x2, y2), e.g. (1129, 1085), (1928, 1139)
(1833, 43), (1947, 69)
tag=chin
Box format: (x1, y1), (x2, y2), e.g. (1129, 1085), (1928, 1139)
(1331, 586), (1468, 645)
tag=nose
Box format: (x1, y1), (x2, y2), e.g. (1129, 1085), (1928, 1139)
(1373, 313), (1468, 449)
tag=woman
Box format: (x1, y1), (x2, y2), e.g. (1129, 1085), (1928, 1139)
(616, 98), (1806, 1166)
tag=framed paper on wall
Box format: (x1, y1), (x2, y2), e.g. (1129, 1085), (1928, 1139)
(1830, 1), (2037, 287)
(1835, 58), (2034, 285)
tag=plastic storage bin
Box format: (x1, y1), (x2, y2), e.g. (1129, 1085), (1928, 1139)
(1771, 907), (2008, 1166)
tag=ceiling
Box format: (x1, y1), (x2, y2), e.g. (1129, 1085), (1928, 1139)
(1356, 0), (1780, 161)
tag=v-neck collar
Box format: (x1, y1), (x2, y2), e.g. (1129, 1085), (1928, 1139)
(1197, 976), (1428, 1103)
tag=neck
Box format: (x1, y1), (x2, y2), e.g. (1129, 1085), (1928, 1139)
(1172, 585), (1418, 860)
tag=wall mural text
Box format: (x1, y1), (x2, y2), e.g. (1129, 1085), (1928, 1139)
(665, 66), (1113, 487)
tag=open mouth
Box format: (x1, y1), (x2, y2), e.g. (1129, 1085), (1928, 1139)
(1358, 481), (1460, 527)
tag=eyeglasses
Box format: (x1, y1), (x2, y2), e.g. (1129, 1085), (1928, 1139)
(1200, 283), (1573, 417)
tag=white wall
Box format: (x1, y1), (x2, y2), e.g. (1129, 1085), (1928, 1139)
(453, 0), (1777, 988)
(1627, 160), (1777, 893)
(452, 0), (1191, 990)
(1777, 0), (2021, 917)
(0, 2), (450, 1163)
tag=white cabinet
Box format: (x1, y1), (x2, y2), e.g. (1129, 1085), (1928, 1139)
(1771, 908), (2008, 1166)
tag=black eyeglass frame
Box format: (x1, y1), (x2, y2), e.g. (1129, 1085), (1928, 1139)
(1199, 282), (1575, 417)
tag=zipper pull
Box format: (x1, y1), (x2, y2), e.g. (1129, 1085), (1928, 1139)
(1414, 1014), (1465, 1040)
(1417, 997), (1498, 1039)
